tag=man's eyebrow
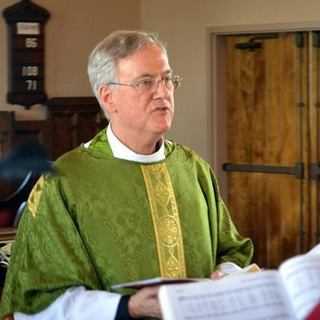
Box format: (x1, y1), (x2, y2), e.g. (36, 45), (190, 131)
(135, 70), (173, 79)
(135, 73), (153, 79)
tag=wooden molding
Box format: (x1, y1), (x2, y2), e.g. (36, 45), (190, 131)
(46, 96), (100, 110)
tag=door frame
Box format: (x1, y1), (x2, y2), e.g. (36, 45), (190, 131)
(208, 21), (320, 197)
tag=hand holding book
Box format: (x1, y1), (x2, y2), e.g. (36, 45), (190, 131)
(159, 246), (320, 320)
(214, 262), (260, 278)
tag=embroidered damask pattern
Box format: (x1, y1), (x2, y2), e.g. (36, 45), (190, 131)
(141, 164), (186, 278)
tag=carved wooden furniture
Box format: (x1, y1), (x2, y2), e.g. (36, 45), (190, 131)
(46, 97), (106, 159)
(0, 112), (14, 160)
(0, 96), (106, 236)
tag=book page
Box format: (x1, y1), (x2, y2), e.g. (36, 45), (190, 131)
(159, 271), (295, 320)
(279, 254), (320, 319)
(217, 262), (260, 276)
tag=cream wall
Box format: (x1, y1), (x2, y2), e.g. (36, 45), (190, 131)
(141, 0), (320, 165)
(0, 0), (141, 120)
(2, 0), (320, 166)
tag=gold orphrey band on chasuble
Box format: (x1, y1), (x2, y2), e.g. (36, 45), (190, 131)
(27, 176), (45, 218)
(141, 163), (186, 278)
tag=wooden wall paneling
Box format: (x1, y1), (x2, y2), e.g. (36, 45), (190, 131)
(0, 112), (14, 159)
(46, 97), (107, 159)
(0, 119), (50, 229)
(0, 96), (107, 240)
(13, 120), (51, 156)
(50, 111), (74, 160)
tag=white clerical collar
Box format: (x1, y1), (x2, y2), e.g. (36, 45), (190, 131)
(106, 125), (165, 163)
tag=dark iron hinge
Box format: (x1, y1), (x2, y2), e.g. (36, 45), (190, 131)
(295, 32), (305, 48)
(235, 33), (278, 51)
(222, 162), (304, 180)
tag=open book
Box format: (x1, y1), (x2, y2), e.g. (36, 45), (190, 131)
(159, 248), (320, 320)
(111, 263), (259, 290)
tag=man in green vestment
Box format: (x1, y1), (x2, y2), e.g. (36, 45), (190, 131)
(0, 30), (253, 320)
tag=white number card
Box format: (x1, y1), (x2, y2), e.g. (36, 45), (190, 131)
(16, 22), (40, 35)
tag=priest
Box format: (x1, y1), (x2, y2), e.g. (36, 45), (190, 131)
(0, 30), (253, 320)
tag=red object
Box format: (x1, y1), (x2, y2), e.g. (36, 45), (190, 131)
(306, 303), (320, 320)
(0, 208), (15, 227)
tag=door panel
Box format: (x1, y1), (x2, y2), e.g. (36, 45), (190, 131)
(309, 32), (320, 248)
(224, 33), (309, 268)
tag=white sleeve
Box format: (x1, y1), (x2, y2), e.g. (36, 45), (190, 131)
(14, 286), (122, 320)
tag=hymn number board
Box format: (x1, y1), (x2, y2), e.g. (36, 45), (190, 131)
(3, 0), (50, 108)
(13, 22), (44, 96)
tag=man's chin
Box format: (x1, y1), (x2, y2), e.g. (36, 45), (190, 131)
(154, 120), (172, 134)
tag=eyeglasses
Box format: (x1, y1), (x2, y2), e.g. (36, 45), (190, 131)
(107, 74), (182, 93)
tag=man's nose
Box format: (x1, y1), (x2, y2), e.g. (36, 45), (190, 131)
(153, 79), (169, 97)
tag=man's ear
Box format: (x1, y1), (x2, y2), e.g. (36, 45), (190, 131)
(99, 85), (116, 115)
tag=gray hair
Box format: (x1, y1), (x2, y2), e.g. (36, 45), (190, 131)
(88, 30), (167, 110)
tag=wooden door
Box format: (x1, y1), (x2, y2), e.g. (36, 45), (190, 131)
(309, 32), (320, 252)
(222, 32), (320, 268)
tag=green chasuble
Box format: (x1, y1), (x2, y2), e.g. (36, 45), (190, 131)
(0, 129), (253, 317)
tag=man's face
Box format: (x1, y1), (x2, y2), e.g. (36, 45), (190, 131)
(106, 44), (175, 141)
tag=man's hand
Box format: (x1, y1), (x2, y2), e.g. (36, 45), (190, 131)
(210, 271), (225, 280)
(128, 286), (162, 319)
